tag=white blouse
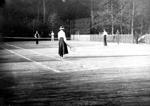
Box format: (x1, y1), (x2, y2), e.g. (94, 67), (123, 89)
(102, 31), (108, 36)
(58, 30), (67, 42)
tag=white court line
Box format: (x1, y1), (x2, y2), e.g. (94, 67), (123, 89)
(5, 43), (73, 64)
(5, 43), (150, 73)
(63, 64), (150, 73)
(1, 46), (60, 73)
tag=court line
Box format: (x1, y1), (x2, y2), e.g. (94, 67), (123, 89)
(5, 43), (73, 64)
(1, 46), (60, 73)
(4, 43), (150, 73)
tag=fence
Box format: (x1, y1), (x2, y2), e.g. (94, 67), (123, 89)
(144, 34), (150, 44)
(71, 34), (150, 44)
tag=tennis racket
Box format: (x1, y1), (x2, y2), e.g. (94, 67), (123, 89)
(66, 43), (76, 52)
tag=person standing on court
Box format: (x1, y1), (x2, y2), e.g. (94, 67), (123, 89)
(34, 30), (40, 45)
(58, 26), (68, 60)
(134, 31), (139, 44)
(51, 31), (54, 41)
(116, 30), (120, 44)
(102, 29), (108, 46)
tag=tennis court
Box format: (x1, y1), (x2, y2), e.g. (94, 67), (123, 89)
(0, 40), (150, 105)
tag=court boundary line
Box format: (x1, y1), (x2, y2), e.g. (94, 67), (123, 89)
(5, 43), (73, 64)
(3, 43), (150, 73)
(1, 46), (60, 73)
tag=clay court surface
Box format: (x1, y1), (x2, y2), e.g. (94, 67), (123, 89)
(0, 41), (150, 106)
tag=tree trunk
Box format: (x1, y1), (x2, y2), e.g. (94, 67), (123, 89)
(141, 16), (143, 35)
(90, 0), (94, 33)
(111, 0), (114, 35)
(43, 0), (46, 23)
(120, 0), (123, 34)
(131, 0), (134, 35)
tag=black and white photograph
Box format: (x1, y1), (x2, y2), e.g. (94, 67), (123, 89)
(0, 0), (150, 106)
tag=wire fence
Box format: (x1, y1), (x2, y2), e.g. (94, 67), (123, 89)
(90, 34), (133, 43)
(71, 34), (150, 44)
(1, 33), (150, 44)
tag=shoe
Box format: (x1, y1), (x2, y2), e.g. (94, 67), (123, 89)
(60, 57), (63, 61)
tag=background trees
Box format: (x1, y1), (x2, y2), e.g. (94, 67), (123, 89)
(2, 0), (90, 37)
(91, 0), (150, 35)
(1, 0), (150, 37)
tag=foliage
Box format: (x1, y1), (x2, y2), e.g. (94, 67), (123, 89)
(91, 0), (150, 34)
(1, 0), (150, 36)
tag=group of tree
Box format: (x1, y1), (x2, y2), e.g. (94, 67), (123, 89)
(91, 0), (150, 35)
(1, 0), (150, 37)
(1, 0), (89, 37)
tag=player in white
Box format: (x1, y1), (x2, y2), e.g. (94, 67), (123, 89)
(58, 26), (68, 59)
(50, 31), (54, 41)
(102, 29), (108, 46)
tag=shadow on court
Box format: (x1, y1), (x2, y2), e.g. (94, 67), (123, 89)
(0, 70), (16, 105)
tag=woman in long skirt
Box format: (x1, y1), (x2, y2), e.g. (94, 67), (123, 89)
(58, 37), (68, 57)
(102, 29), (108, 46)
(58, 26), (68, 59)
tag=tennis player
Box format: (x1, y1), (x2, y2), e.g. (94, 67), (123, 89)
(51, 31), (54, 41)
(34, 30), (40, 44)
(102, 29), (108, 46)
(58, 26), (68, 60)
